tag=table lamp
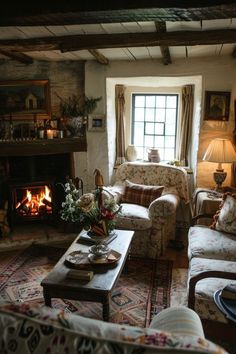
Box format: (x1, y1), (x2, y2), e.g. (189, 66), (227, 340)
(203, 138), (236, 191)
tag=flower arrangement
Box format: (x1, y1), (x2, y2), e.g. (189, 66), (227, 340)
(60, 180), (121, 236)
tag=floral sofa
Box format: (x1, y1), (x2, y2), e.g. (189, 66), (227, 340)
(106, 162), (190, 258)
(0, 301), (228, 354)
(187, 193), (236, 343)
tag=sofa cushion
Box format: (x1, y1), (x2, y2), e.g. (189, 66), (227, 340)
(0, 301), (227, 354)
(122, 180), (164, 207)
(188, 225), (236, 261)
(115, 203), (152, 230)
(188, 257), (236, 323)
(211, 193), (236, 235)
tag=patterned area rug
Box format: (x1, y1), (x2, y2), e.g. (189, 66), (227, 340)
(0, 245), (172, 327)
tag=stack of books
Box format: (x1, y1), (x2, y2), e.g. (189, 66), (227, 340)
(214, 284), (236, 322)
(77, 230), (117, 246)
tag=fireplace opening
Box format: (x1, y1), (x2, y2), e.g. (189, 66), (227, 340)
(12, 182), (53, 222)
(0, 153), (74, 231)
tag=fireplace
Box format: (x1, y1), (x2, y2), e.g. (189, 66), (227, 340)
(11, 181), (53, 223)
(0, 153), (73, 229)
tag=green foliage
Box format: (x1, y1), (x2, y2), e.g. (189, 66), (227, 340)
(60, 181), (121, 234)
(57, 94), (101, 117)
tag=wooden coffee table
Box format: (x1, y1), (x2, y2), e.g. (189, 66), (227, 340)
(41, 229), (134, 321)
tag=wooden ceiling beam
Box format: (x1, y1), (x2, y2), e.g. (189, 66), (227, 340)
(88, 49), (109, 65)
(0, 3), (235, 25)
(0, 29), (236, 52)
(155, 21), (171, 65)
(0, 49), (33, 64)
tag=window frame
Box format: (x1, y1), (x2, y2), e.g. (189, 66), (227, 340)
(131, 93), (179, 162)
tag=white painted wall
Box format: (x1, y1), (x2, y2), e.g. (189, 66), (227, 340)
(85, 56), (236, 189)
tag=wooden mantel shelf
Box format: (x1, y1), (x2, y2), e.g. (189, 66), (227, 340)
(0, 137), (87, 156)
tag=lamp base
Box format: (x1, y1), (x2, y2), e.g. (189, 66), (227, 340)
(213, 170), (227, 191)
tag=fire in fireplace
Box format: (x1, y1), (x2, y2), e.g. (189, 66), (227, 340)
(11, 182), (54, 223)
(15, 185), (52, 218)
(0, 153), (73, 229)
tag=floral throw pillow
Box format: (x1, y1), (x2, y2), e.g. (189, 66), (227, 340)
(121, 180), (164, 207)
(210, 193), (236, 235)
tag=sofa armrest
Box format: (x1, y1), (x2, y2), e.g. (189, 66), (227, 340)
(102, 184), (124, 204)
(150, 306), (205, 338)
(188, 270), (236, 309)
(0, 301), (228, 354)
(149, 193), (179, 219)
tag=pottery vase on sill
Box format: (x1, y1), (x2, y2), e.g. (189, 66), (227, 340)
(147, 148), (160, 163)
(126, 144), (138, 162)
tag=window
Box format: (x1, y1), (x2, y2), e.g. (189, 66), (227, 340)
(131, 94), (178, 161)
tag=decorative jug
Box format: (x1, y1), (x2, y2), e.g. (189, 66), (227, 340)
(126, 144), (138, 162)
(147, 148), (160, 163)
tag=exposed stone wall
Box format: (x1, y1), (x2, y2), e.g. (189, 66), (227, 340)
(0, 59), (88, 188)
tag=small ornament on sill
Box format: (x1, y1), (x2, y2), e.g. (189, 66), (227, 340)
(126, 144), (138, 162)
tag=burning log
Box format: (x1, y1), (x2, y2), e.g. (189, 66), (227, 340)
(16, 197), (28, 210)
(42, 198), (52, 208)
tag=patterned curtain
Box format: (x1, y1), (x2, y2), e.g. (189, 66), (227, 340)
(176, 85), (194, 166)
(115, 84), (126, 166)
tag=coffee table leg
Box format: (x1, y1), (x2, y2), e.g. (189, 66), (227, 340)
(43, 288), (52, 307)
(102, 295), (110, 321)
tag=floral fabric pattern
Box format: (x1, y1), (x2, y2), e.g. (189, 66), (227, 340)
(108, 163), (186, 257)
(188, 257), (236, 323)
(188, 225), (236, 261)
(0, 301), (228, 354)
(115, 162), (189, 202)
(211, 193), (236, 235)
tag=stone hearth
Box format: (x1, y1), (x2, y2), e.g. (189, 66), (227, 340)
(0, 224), (77, 251)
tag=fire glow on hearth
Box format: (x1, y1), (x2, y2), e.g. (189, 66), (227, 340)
(15, 185), (52, 217)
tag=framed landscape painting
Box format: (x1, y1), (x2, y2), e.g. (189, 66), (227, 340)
(0, 79), (51, 119)
(204, 91), (231, 121)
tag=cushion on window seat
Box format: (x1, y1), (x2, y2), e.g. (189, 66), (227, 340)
(115, 203), (152, 230)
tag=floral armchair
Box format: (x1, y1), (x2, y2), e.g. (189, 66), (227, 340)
(105, 162), (189, 258)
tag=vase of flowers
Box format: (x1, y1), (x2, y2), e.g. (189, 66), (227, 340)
(56, 93), (101, 137)
(60, 179), (121, 238)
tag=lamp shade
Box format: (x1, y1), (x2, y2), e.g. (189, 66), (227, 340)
(203, 138), (236, 163)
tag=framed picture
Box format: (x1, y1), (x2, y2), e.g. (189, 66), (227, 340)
(0, 79), (51, 119)
(88, 114), (106, 132)
(204, 91), (231, 121)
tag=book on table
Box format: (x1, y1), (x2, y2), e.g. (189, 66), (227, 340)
(67, 269), (94, 281)
(77, 230), (117, 245)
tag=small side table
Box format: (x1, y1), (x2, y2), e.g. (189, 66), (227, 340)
(192, 188), (222, 225)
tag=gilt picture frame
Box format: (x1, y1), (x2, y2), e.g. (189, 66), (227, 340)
(0, 79), (51, 119)
(88, 114), (106, 132)
(204, 91), (231, 121)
